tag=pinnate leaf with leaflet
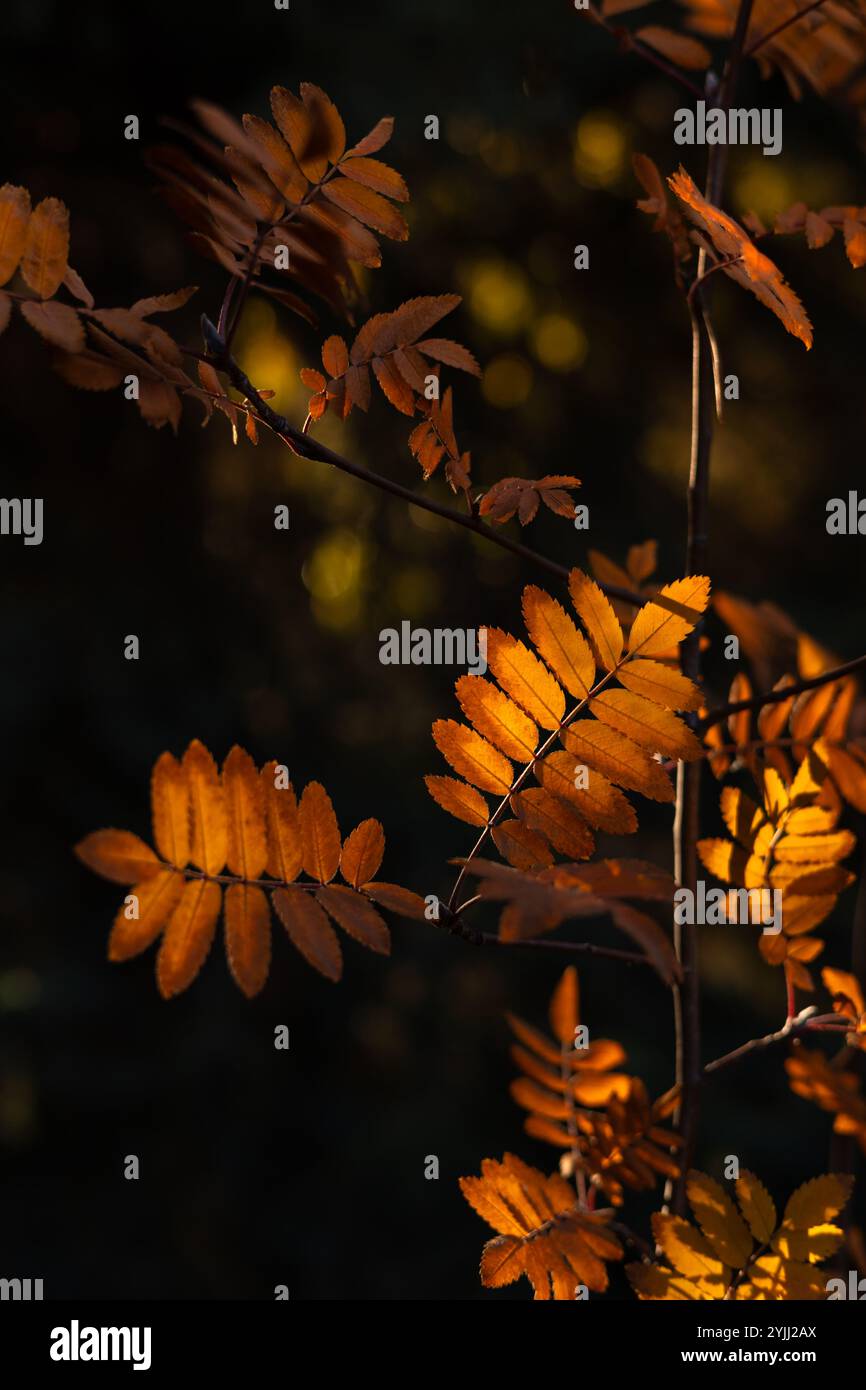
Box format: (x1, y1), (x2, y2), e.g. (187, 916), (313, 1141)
(427, 569), (707, 909)
(301, 295), (478, 423)
(698, 750), (857, 993)
(679, 0), (866, 107)
(0, 183), (204, 434)
(479, 475), (581, 527)
(75, 740), (423, 998)
(459, 1152), (623, 1299)
(786, 1048), (866, 1156)
(502, 974), (681, 1203)
(152, 83), (408, 323)
(701, 607), (866, 812)
(629, 1168), (852, 1299)
(461, 857), (680, 985)
(507, 967), (678, 1165)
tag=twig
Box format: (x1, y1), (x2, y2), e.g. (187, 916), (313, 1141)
(478, 932), (655, 967)
(704, 1008), (847, 1074)
(670, 0), (757, 1214)
(434, 900), (657, 966)
(584, 4), (705, 99)
(195, 318), (660, 610)
(699, 654), (866, 730)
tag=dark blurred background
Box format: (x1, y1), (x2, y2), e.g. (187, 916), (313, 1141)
(1, 0), (864, 1299)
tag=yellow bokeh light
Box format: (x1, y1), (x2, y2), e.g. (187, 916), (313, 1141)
(733, 161), (793, 224)
(233, 299), (299, 404)
(482, 354), (533, 408)
(392, 564), (440, 616)
(465, 260), (533, 334)
(478, 131), (522, 176)
(574, 113), (626, 188)
(531, 313), (587, 371)
(303, 528), (367, 606)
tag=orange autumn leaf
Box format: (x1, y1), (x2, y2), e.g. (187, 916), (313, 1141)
(223, 745), (268, 880)
(224, 883), (271, 998)
(339, 818), (386, 888)
(184, 739), (228, 875)
(460, 1153), (623, 1299)
(75, 740), (412, 997)
(298, 781), (342, 883)
(75, 829), (160, 885)
(20, 196), (69, 298)
(668, 167), (813, 348)
(0, 184), (31, 285)
(629, 1168), (851, 1299)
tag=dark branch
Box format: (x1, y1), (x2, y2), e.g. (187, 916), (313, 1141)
(704, 1008), (848, 1074)
(699, 654), (866, 731)
(197, 317), (657, 608)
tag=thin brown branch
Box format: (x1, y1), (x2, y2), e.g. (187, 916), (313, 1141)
(195, 319), (656, 609)
(700, 654), (866, 730)
(704, 1008), (848, 1074)
(223, 225), (269, 354)
(670, 0), (757, 1214)
(585, 4), (705, 99)
(435, 900), (660, 967)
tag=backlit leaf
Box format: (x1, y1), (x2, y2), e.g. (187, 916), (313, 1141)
(339, 818), (385, 887)
(317, 884), (390, 954)
(156, 878), (221, 999)
(75, 829), (160, 885)
(299, 781), (342, 883)
(21, 196), (69, 298)
(108, 870), (185, 962)
(433, 719), (514, 794)
(736, 1170), (777, 1245)
(0, 183), (30, 285)
(261, 764), (303, 883)
(273, 886), (342, 980)
(628, 576), (710, 658)
(151, 751), (190, 868)
(591, 690), (703, 761)
(223, 745), (267, 879)
(455, 675), (538, 761)
(568, 568), (624, 670)
(224, 883), (271, 998)
(523, 585), (595, 698)
(425, 774), (490, 827)
(486, 629), (566, 729)
(184, 739), (228, 875)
